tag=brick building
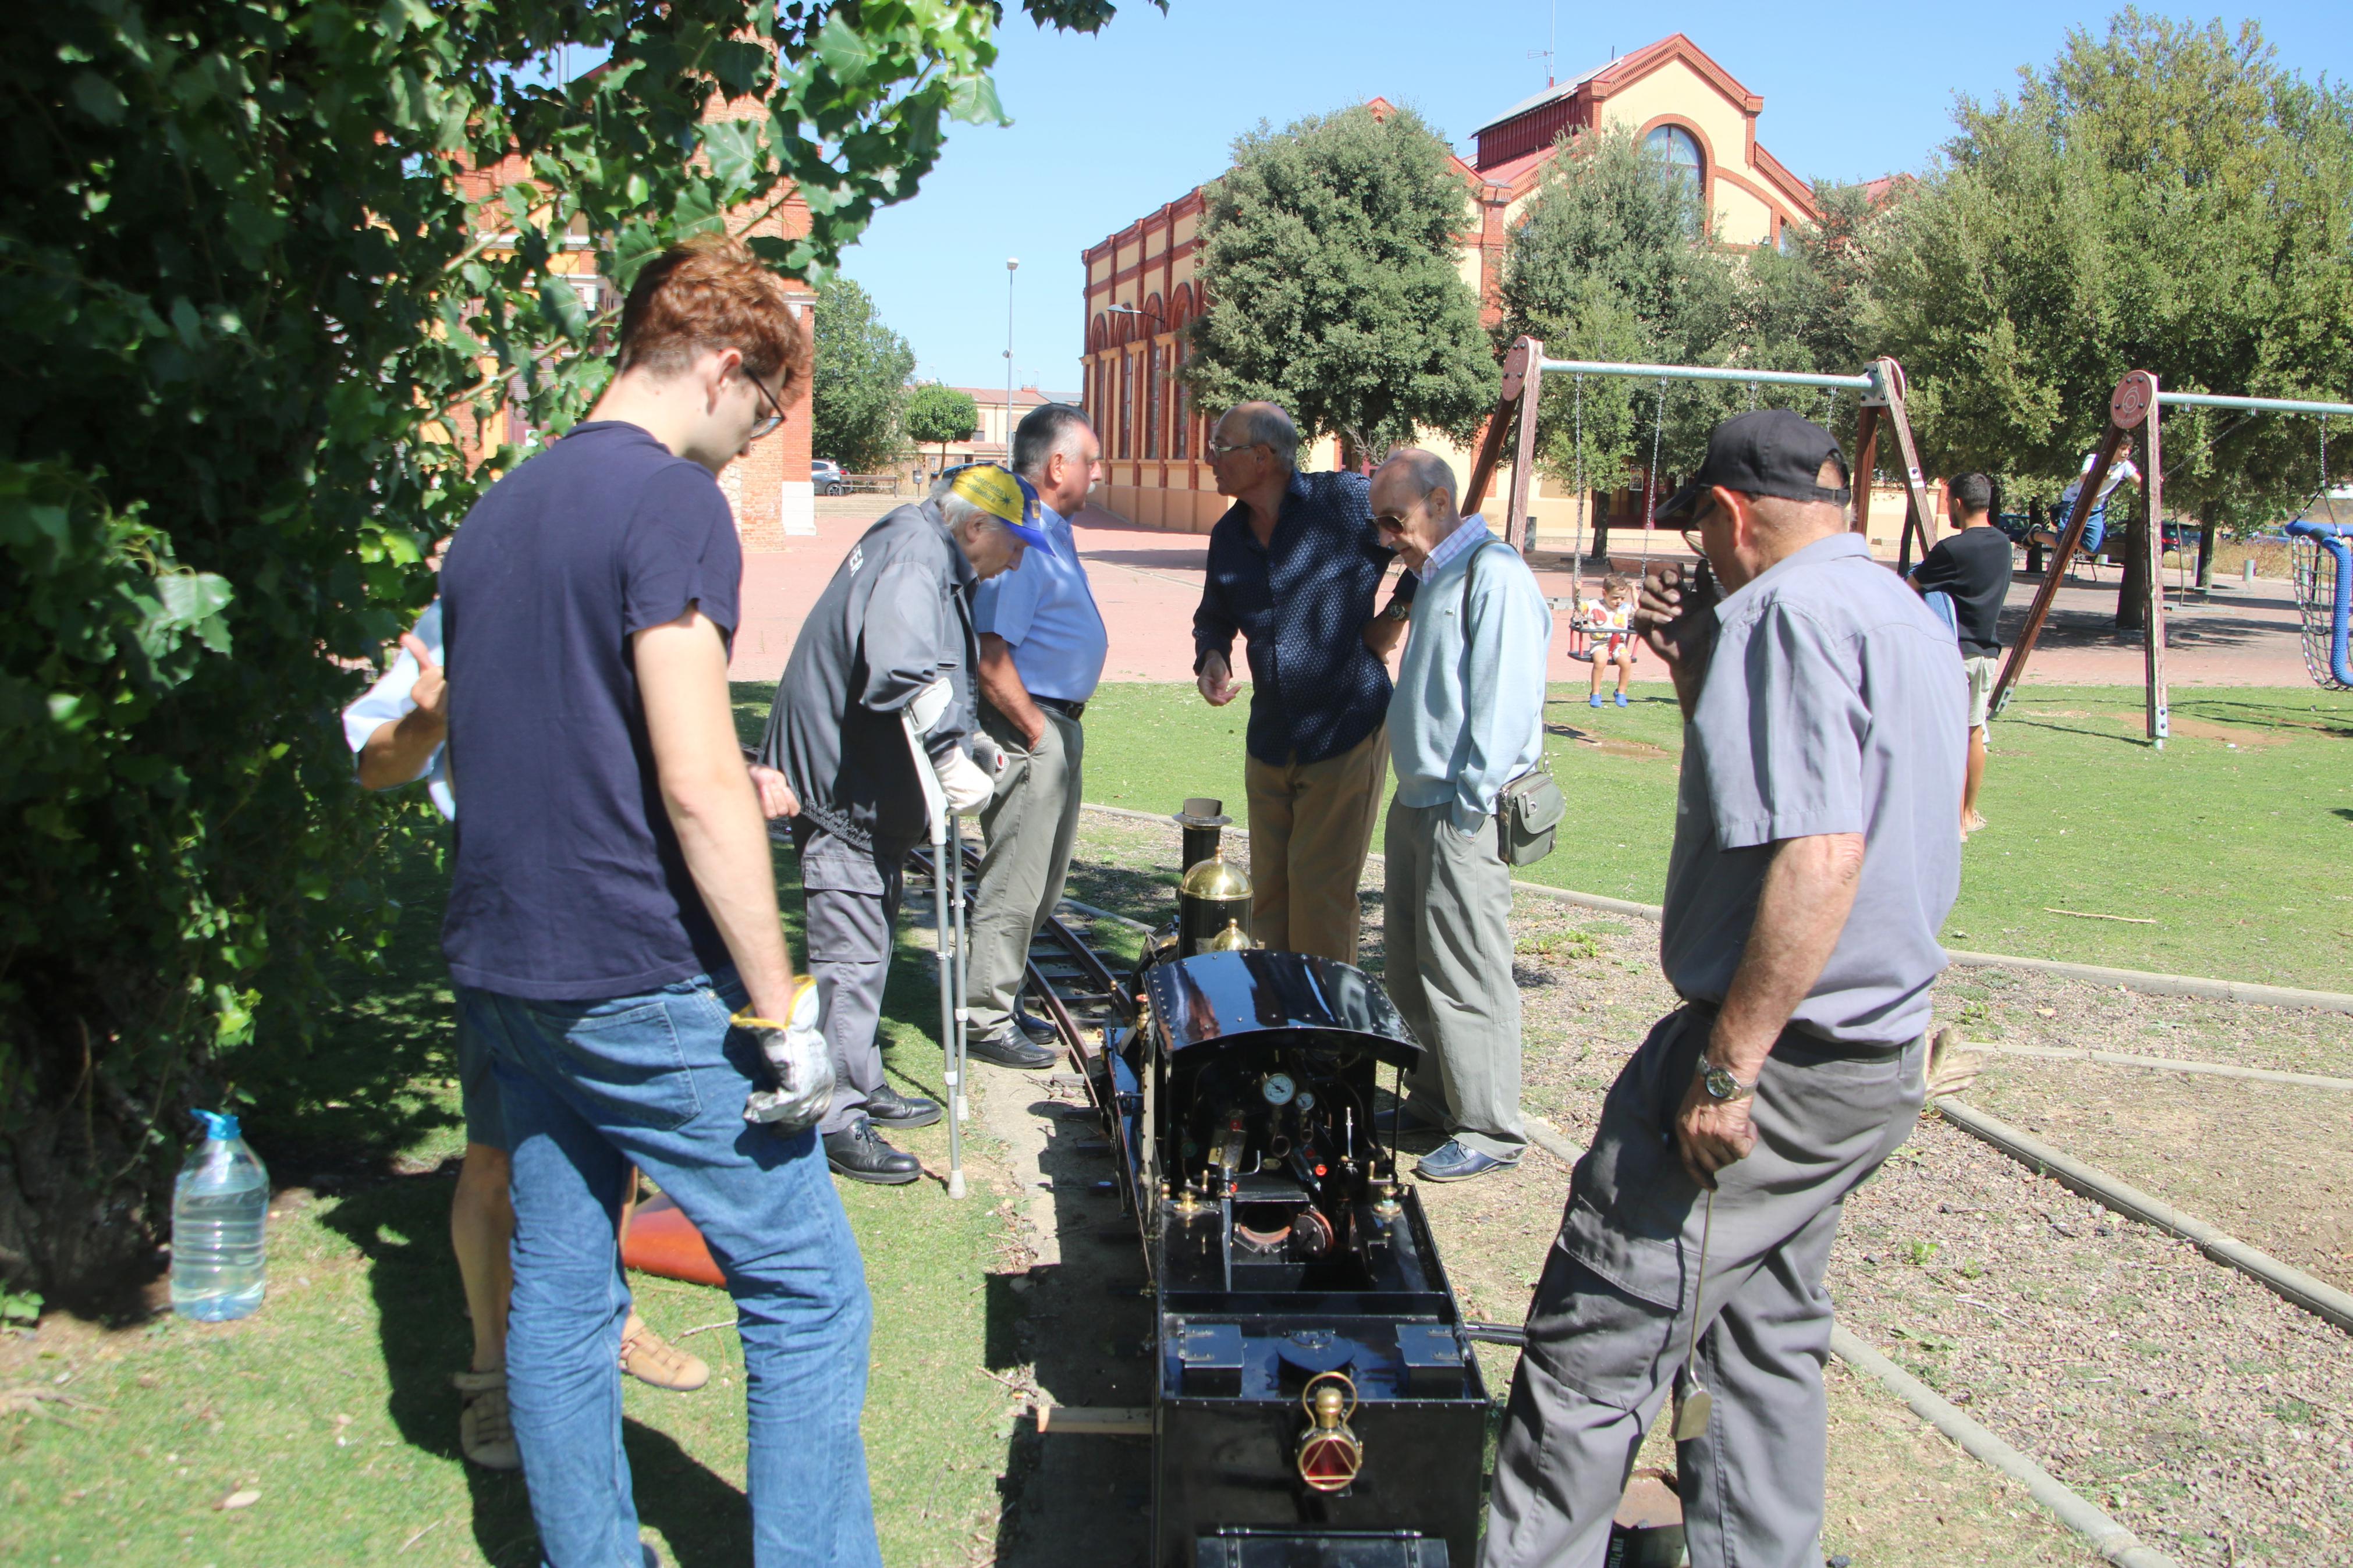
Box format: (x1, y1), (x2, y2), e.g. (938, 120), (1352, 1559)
(455, 88), (819, 549)
(1079, 34), (1829, 541)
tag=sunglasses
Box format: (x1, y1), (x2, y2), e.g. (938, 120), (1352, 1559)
(1373, 512), (1408, 535)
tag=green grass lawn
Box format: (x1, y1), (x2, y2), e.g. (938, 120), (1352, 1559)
(2, 801), (1018, 1567)
(1048, 681), (2353, 990)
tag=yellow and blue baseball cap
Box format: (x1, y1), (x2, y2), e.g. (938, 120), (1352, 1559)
(947, 463), (1050, 549)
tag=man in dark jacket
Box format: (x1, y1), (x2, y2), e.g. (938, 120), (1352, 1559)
(760, 464), (1046, 1182)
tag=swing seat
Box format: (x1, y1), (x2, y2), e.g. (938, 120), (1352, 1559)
(1561, 616), (1595, 664)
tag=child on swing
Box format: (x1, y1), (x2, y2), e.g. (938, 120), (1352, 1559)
(1585, 573), (1637, 708)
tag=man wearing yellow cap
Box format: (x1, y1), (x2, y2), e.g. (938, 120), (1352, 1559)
(758, 464), (1046, 1182)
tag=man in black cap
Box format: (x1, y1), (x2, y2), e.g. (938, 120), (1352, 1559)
(1481, 410), (1965, 1568)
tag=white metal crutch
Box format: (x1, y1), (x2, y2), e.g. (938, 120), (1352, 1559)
(903, 713), (967, 1200)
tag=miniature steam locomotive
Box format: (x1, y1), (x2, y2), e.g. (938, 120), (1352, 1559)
(1089, 801), (1488, 1567)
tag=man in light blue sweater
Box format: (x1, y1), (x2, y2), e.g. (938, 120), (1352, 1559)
(1372, 449), (1553, 1182)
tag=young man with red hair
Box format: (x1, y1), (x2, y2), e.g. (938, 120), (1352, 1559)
(439, 237), (879, 1568)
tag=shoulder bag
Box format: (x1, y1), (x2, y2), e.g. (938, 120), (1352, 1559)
(1464, 541), (1566, 866)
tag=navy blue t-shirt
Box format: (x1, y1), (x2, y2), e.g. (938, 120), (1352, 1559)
(439, 422), (743, 1000)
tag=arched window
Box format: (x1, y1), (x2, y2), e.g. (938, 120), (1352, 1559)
(1645, 124), (1705, 232)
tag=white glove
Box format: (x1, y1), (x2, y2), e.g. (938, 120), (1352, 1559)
(906, 676), (953, 736)
(739, 979), (835, 1135)
(937, 747), (994, 813)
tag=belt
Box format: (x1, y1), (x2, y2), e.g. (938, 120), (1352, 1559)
(1034, 696), (1087, 721)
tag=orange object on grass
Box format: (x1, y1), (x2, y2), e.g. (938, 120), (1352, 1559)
(620, 1193), (726, 1287)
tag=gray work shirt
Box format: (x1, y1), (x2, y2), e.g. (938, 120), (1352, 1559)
(1660, 532), (1965, 1046)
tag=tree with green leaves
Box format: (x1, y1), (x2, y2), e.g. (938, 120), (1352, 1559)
(904, 383), (979, 475)
(1494, 124), (1743, 538)
(812, 277), (915, 474)
(1183, 103), (1492, 462)
(0, 0), (1159, 1304)
(1871, 10), (2353, 611)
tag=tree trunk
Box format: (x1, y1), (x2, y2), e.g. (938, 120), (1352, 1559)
(2117, 495), (2148, 631)
(2196, 512), (2216, 590)
(1592, 493), (1612, 568)
(0, 1044), (172, 1313)
(2025, 498), (2045, 575)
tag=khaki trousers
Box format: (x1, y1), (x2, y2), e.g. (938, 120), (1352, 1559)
(1243, 724), (1388, 964)
(964, 703), (1085, 1034)
(1385, 798), (1526, 1161)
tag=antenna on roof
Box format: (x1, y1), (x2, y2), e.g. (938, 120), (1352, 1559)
(1525, 0), (1557, 86)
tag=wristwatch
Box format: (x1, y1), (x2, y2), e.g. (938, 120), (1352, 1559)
(1699, 1061), (1755, 1103)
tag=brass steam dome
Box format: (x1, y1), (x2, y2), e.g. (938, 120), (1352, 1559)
(1204, 919), (1255, 953)
(1179, 855), (1252, 901)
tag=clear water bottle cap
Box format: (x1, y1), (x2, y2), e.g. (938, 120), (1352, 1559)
(192, 1108), (242, 1142)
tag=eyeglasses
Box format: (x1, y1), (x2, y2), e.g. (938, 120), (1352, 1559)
(1372, 513), (1408, 535)
(743, 368), (786, 440)
(1207, 440), (1262, 458)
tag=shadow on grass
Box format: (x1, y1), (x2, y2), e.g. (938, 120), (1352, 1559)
(319, 1173), (757, 1567)
(225, 818), (466, 1193)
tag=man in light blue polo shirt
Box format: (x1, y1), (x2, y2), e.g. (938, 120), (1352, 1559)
(1371, 449), (1552, 1183)
(965, 404), (1108, 1064)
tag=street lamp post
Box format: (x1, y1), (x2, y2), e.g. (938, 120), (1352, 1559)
(1004, 258), (1019, 470)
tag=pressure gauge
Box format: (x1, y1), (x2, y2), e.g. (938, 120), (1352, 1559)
(1294, 1089), (1316, 1113)
(1261, 1072), (1297, 1107)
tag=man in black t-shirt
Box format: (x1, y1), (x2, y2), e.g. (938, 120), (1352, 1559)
(1910, 472), (2011, 835)
(440, 238), (879, 1568)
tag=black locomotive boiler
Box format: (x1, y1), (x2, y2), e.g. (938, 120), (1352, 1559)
(1089, 805), (1488, 1568)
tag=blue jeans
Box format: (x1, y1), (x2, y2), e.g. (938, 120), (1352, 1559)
(461, 969), (880, 1568)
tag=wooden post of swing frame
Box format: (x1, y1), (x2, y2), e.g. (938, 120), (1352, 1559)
(1849, 358), (1937, 570)
(1461, 336), (1530, 518)
(1988, 369), (2168, 745)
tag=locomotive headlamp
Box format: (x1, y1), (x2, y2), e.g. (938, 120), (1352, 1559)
(1296, 1371), (1363, 1493)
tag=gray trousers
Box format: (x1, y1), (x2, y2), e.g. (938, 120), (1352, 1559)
(792, 823), (906, 1136)
(1385, 798), (1527, 1161)
(1481, 1007), (1926, 1568)
(964, 703), (1084, 1034)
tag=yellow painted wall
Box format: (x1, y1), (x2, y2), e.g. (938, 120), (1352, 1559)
(1598, 62), (1774, 246)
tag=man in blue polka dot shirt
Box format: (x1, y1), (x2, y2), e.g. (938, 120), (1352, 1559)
(1193, 401), (1417, 962)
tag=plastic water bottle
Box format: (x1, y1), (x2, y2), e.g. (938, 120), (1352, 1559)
(171, 1110), (268, 1321)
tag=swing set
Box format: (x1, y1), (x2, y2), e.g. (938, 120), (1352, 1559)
(1460, 336), (1937, 659)
(1989, 372), (2353, 742)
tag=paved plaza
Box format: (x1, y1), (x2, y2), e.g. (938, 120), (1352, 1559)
(727, 495), (2312, 689)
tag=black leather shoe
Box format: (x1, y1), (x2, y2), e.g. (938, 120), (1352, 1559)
(1013, 1003), (1059, 1044)
(968, 1025), (1057, 1071)
(823, 1118), (921, 1185)
(865, 1082), (942, 1129)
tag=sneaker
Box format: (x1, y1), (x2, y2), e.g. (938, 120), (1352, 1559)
(620, 1314), (709, 1392)
(1588, 692), (1603, 709)
(824, 1117), (921, 1185)
(453, 1368), (521, 1470)
(1413, 1139), (1519, 1183)
(866, 1080), (943, 1128)
(1614, 691), (1629, 708)
(968, 1025), (1057, 1071)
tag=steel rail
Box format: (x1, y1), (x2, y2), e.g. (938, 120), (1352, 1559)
(1536, 357), (1875, 391)
(2156, 389), (2353, 417)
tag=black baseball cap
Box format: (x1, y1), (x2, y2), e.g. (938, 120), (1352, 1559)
(1655, 408), (1851, 522)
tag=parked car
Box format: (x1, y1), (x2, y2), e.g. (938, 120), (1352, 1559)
(811, 459), (847, 496)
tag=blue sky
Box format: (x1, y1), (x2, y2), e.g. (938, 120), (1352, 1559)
(835, 0), (2353, 394)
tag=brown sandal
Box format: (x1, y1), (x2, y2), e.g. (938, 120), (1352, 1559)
(620, 1315), (709, 1393)
(452, 1368), (521, 1470)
